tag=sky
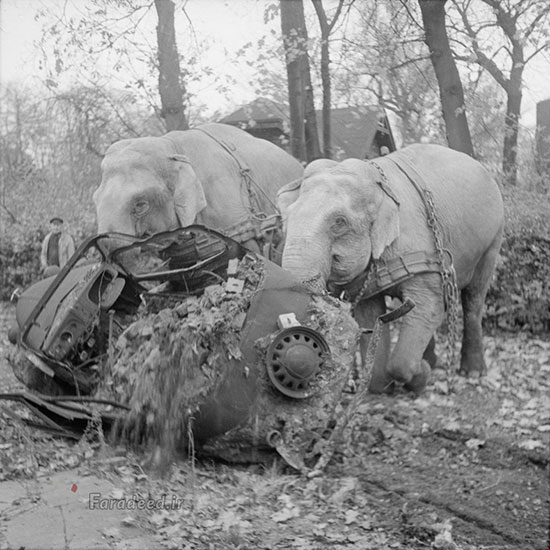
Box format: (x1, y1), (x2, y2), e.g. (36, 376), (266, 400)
(0, 0), (549, 127)
(0, 0), (278, 117)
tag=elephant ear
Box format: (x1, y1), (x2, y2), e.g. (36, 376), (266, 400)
(370, 191), (400, 259)
(363, 163), (399, 260)
(276, 177), (302, 220)
(170, 154), (207, 227)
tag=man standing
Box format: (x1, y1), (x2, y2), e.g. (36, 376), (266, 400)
(40, 217), (75, 276)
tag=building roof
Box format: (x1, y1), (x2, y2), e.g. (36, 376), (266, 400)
(220, 98), (394, 159)
(326, 105), (385, 159)
(221, 98), (289, 129)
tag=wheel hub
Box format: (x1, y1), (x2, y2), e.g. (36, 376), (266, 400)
(266, 327), (330, 399)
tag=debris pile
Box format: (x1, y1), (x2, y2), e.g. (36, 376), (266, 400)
(202, 294), (360, 469)
(97, 253), (263, 457)
(96, 252), (361, 468)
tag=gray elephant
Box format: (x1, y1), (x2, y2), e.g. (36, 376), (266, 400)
(277, 144), (504, 393)
(93, 123), (303, 253)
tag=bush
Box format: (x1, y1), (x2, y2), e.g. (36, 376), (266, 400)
(0, 229), (45, 301)
(485, 233), (550, 334)
(483, 186), (550, 335)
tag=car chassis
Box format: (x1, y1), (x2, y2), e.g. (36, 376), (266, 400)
(3, 225), (413, 471)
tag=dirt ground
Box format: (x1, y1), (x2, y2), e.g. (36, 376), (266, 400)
(0, 301), (548, 550)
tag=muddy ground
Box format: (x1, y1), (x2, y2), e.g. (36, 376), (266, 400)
(0, 301), (548, 550)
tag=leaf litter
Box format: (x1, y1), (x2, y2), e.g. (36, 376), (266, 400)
(1, 293), (549, 547)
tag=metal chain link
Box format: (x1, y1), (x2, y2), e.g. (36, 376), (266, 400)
(424, 190), (460, 369)
(310, 319), (384, 476)
(349, 162), (391, 309)
(355, 161), (460, 368)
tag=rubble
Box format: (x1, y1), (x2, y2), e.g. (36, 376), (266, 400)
(96, 254), (361, 469)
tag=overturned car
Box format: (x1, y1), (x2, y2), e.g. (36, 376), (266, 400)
(5, 226), (410, 472)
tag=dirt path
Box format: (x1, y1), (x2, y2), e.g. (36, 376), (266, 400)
(1, 302), (548, 549)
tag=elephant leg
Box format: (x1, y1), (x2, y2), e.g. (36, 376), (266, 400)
(354, 295), (393, 394)
(386, 274), (445, 393)
(459, 238), (501, 376)
(422, 335), (438, 369)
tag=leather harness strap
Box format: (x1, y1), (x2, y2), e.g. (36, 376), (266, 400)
(368, 159), (400, 206)
(330, 153), (456, 305)
(329, 250), (443, 304)
(192, 127), (282, 248)
(193, 126), (278, 212)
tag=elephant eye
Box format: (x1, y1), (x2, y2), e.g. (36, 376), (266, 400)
(331, 215), (349, 235)
(133, 200), (150, 217)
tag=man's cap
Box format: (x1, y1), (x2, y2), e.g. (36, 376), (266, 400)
(49, 217), (64, 224)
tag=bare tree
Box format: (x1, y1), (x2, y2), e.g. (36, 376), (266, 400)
(339, 0), (443, 145)
(451, 0), (550, 185)
(311, 0), (351, 158)
(155, 0), (188, 131)
(418, 0), (474, 155)
(280, 0), (321, 162)
(37, 0), (191, 134)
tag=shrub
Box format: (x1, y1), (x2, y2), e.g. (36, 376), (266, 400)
(483, 186), (550, 335)
(485, 233), (550, 334)
(0, 229), (45, 301)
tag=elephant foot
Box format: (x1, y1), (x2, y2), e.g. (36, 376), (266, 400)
(368, 370), (396, 394)
(387, 359), (431, 395)
(458, 352), (487, 378)
(403, 360), (431, 394)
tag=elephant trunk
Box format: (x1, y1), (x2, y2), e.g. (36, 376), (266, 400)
(282, 236), (331, 286)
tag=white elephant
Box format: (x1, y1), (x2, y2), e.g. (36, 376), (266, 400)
(277, 144), (504, 393)
(93, 123), (303, 254)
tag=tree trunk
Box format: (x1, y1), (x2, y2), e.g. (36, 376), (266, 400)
(418, 0), (474, 156)
(155, 0), (188, 131)
(502, 65), (523, 185)
(535, 99), (550, 183)
(304, 63), (322, 161)
(319, 36), (331, 158)
(312, 0), (334, 158)
(280, 0), (320, 162)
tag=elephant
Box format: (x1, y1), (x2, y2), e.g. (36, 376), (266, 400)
(277, 144), (504, 393)
(93, 123), (304, 255)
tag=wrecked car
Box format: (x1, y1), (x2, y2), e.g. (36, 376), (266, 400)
(4, 225), (411, 472)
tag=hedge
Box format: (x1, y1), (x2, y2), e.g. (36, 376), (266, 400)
(485, 232), (550, 334)
(0, 229), (45, 301)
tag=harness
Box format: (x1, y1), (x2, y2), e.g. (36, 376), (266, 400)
(330, 154), (460, 364)
(192, 127), (282, 250)
(329, 250), (445, 305)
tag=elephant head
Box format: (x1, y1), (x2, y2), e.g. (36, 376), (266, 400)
(93, 137), (207, 237)
(278, 158), (400, 286)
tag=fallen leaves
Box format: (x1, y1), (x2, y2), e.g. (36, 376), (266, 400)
(518, 439), (547, 451)
(271, 494), (300, 523)
(464, 438), (485, 450)
(1, 299), (549, 549)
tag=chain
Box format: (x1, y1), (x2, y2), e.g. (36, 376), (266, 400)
(371, 161), (387, 186)
(351, 263), (376, 310)
(309, 319), (384, 476)
(423, 190), (460, 369)
(346, 160), (390, 309)
(361, 160), (460, 369)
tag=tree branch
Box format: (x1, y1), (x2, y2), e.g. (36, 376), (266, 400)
(524, 40), (550, 63)
(453, 1), (509, 90)
(524, 6), (550, 39)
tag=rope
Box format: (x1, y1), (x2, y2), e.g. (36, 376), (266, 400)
(193, 127), (279, 212)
